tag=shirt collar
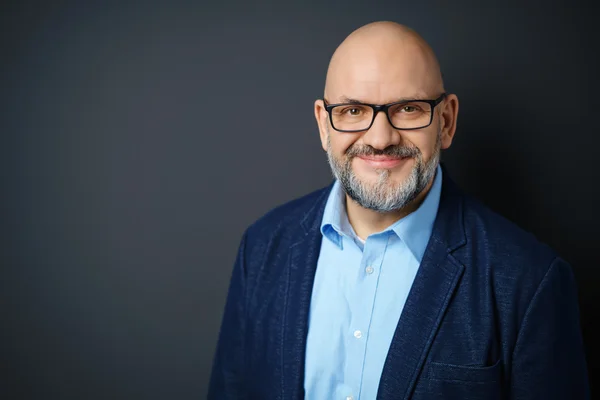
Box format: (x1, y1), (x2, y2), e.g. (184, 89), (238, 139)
(320, 178), (354, 249)
(320, 164), (443, 262)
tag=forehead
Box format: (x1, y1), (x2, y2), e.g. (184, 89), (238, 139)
(326, 43), (439, 103)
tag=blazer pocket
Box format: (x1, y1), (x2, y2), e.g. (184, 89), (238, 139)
(414, 360), (503, 400)
(427, 359), (502, 383)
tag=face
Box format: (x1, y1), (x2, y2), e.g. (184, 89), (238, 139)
(316, 39), (458, 213)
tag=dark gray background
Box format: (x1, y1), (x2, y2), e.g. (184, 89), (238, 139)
(2, 1), (598, 398)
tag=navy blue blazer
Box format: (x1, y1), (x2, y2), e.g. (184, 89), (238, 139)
(208, 166), (589, 399)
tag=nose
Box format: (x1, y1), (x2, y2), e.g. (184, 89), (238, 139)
(361, 110), (401, 150)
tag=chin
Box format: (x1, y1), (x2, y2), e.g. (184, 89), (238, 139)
(358, 171), (407, 190)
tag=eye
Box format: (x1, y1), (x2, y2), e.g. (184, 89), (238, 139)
(342, 107), (363, 116)
(400, 105), (419, 113)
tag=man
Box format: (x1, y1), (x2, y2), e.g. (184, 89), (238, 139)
(208, 21), (589, 399)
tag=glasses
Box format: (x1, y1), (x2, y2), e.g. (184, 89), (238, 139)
(323, 93), (446, 132)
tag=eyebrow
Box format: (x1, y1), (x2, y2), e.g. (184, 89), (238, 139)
(338, 96), (367, 104)
(337, 95), (430, 104)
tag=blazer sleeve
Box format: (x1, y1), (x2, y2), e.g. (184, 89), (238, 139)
(509, 256), (590, 399)
(207, 231), (249, 399)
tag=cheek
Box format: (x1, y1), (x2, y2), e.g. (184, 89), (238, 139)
(409, 133), (438, 160)
(329, 134), (359, 155)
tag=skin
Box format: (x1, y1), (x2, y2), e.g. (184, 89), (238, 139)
(314, 21), (459, 239)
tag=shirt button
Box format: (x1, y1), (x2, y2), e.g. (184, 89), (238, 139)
(353, 330), (362, 339)
(365, 265), (374, 274)
(346, 396), (354, 400)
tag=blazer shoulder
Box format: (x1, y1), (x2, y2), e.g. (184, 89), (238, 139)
(460, 193), (560, 275)
(236, 184), (332, 285)
(454, 194), (570, 329)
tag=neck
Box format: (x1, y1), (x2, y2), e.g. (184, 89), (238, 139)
(345, 177), (435, 240)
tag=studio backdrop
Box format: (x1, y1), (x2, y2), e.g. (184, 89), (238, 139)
(1, 1), (597, 398)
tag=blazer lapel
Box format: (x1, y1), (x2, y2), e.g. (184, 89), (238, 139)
(378, 167), (467, 400)
(280, 186), (331, 400)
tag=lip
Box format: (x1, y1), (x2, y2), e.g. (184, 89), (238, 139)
(357, 156), (409, 169)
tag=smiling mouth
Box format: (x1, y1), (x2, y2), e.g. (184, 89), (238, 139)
(357, 155), (410, 169)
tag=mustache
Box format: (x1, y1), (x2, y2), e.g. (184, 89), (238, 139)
(345, 144), (420, 159)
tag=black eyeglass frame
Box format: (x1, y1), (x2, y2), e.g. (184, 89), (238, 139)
(323, 93), (447, 132)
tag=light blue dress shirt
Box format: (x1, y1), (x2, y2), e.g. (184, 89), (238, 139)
(304, 164), (442, 400)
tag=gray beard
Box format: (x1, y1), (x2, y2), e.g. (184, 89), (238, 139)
(326, 130), (441, 213)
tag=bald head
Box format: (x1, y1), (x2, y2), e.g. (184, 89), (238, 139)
(324, 21), (444, 102)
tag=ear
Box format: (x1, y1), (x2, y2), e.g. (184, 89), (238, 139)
(314, 99), (329, 151)
(439, 94), (459, 149)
